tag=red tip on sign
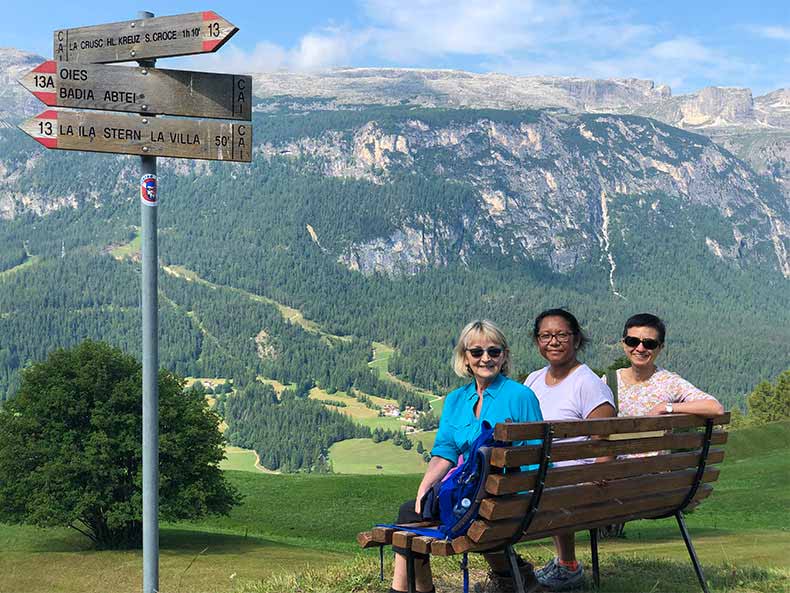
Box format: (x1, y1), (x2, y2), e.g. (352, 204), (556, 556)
(33, 91), (57, 105)
(202, 11), (220, 20)
(202, 39), (222, 52)
(36, 137), (58, 149)
(38, 110), (59, 120)
(33, 61), (57, 73)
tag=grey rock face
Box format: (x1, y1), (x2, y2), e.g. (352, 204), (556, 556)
(0, 48), (46, 125)
(0, 48), (787, 281)
(261, 112), (788, 279)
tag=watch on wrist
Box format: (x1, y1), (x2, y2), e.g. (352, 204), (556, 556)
(666, 402), (674, 414)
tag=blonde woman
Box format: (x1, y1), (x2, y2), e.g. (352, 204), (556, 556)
(390, 320), (543, 593)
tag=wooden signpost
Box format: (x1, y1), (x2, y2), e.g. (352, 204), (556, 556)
(19, 61), (252, 120)
(54, 11), (238, 63)
(21, 109), (251, 161)
(18, 11), (253, 593)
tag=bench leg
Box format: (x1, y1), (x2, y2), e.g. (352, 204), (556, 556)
(589, 528), (600, 589)
(675, 511), (710, 593)
(505, 545), (527, 593)
(405, 550), (416, 593)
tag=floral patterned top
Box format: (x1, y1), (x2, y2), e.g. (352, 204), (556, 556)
(617, 367), (715, 417)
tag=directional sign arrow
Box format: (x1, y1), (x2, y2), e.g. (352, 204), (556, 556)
(19, 110), (252, 162)
(54, 11), (238, 63)
(19, 61), (252, 120)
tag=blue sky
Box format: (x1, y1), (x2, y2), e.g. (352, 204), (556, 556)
(3, 0), (788, 95)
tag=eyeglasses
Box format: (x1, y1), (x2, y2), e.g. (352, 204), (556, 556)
(466, 347), (504, 359)
(623, 336), (662, 350)
(536, 332), (574, 344)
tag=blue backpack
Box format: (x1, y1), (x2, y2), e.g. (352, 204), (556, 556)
(380, 420), (497, 540)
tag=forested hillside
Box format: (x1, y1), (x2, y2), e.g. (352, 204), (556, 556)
(1, 102), (788, 470)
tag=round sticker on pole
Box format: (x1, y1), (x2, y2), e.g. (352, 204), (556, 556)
(140, 174), (158, 207)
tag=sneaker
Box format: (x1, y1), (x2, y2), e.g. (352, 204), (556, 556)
(535, 558), (584, 591)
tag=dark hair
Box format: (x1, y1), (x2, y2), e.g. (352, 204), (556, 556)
(623, 313), (666, 344)
(533, 308), (589, 350)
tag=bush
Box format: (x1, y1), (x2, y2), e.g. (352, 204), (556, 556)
(0, 340), (241, 549)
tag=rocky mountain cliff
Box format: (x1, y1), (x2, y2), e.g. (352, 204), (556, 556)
(3, 47), (787, 199)
(0, 47), (788, 282)
(254, 109), (789, 281)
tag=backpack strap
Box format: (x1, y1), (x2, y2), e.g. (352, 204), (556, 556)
(461, 552), (469, 593)
(606, 368), (619, 411)
(375, 524), (447, 539)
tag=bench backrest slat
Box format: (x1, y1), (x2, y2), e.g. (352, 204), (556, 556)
(494, 413), (730, 441)
(479, 466), (719, 521)
(486, 448), (725, 495)
(467, 484), (713, 544)
(491, 430), (727, 467)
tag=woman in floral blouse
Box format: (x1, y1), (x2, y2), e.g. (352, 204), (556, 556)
(617, 313), (724, 418)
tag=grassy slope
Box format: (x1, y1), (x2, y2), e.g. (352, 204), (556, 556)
(329, 438), (427, 474)
(1, 423), (786, 593)
(0, 255), (41, 279)
(221, 446), (263, 473)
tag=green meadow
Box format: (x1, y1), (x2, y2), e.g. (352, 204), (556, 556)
(0, 421), (787, 593)
(329, 438), (426, 474)
(221, 446), (264, 473)
(0, 255), (41, 279)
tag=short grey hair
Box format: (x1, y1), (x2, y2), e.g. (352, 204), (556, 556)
(452, 319), (511, 378)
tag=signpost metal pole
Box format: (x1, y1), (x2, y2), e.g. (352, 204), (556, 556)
(138, 10), (158, 593)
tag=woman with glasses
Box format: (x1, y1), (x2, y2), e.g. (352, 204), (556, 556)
(524, 308), (615, 592)
(617, 313), (724, 418)
(389, 319), (543, 593)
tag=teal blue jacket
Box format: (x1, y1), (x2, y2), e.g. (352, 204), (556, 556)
(431, 373), (543, 463)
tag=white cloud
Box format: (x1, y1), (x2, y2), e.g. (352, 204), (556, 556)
(749, 26), (790, 41)
(648, 38), (715, 62)
(174, 0), (770, 93)
(180, 27), (371, 73)
(363, 0), (577, 59)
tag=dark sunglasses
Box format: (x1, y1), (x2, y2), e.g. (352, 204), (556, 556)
(623, 336), (662, 350)
(466, 347), (503, 359)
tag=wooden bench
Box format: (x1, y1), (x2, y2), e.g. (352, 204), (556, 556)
(358, 413), (730, 593)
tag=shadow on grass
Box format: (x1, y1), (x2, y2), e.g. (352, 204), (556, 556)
(160, 528), (308, 555)
(575, 522), (738, 544)
(588, 555), (788, 593)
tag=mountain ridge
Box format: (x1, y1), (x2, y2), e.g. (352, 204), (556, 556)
(0, 48), (787, 409)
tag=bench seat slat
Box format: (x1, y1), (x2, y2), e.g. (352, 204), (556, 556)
(480, 466), (719, 520)
(392, 531), (416, 549)
(454, 496), (707, 554)
(367, 522), (437, 546)
(467, 485), (712, 544)
(494, 413), (730, 441)
(357, 531), (378, 548)
(411, 536), (435, 555)
(491, 431), (727, 467)
(486, 448), (725, 495)
(430, 540), (456, 556)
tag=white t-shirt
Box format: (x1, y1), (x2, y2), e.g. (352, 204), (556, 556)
(524, 364), (615, 465)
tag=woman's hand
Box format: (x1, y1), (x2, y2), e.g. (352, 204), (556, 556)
(415, 456), (455, 515)
(647, 402), (670, 415)
(415, 486), (428, 514)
